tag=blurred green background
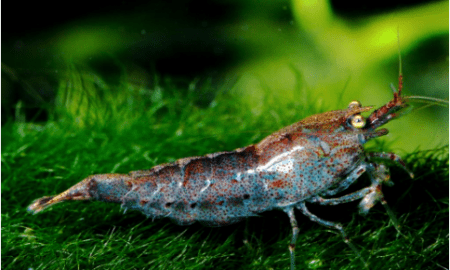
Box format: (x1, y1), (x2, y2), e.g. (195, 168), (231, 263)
(2, 0), (448, 151)
(2, 1), (448, 269)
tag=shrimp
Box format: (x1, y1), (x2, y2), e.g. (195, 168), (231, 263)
(28, 69), (432, 269)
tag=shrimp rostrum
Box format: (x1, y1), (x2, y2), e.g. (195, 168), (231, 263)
(28, 85), (414, 269)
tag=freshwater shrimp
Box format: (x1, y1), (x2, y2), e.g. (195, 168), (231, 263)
(28, 38), (450, 268)
(28, 80), (428, 269)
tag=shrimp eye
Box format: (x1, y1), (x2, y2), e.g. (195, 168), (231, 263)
(351, 115), (366, 129)
(348, 100), (362, 109)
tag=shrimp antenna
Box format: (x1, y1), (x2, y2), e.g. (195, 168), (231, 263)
(397, 28), (403, 93)
(405, 96), (449, 106)
(396, 29), (448, 109)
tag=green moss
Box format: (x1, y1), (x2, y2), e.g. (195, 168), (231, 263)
(2, 73), (448, 270)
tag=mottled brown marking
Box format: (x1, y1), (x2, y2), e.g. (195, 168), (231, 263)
(140, 199), (149, 206)
(269, 179), (288, 189)
(182, 158), (207, 187)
